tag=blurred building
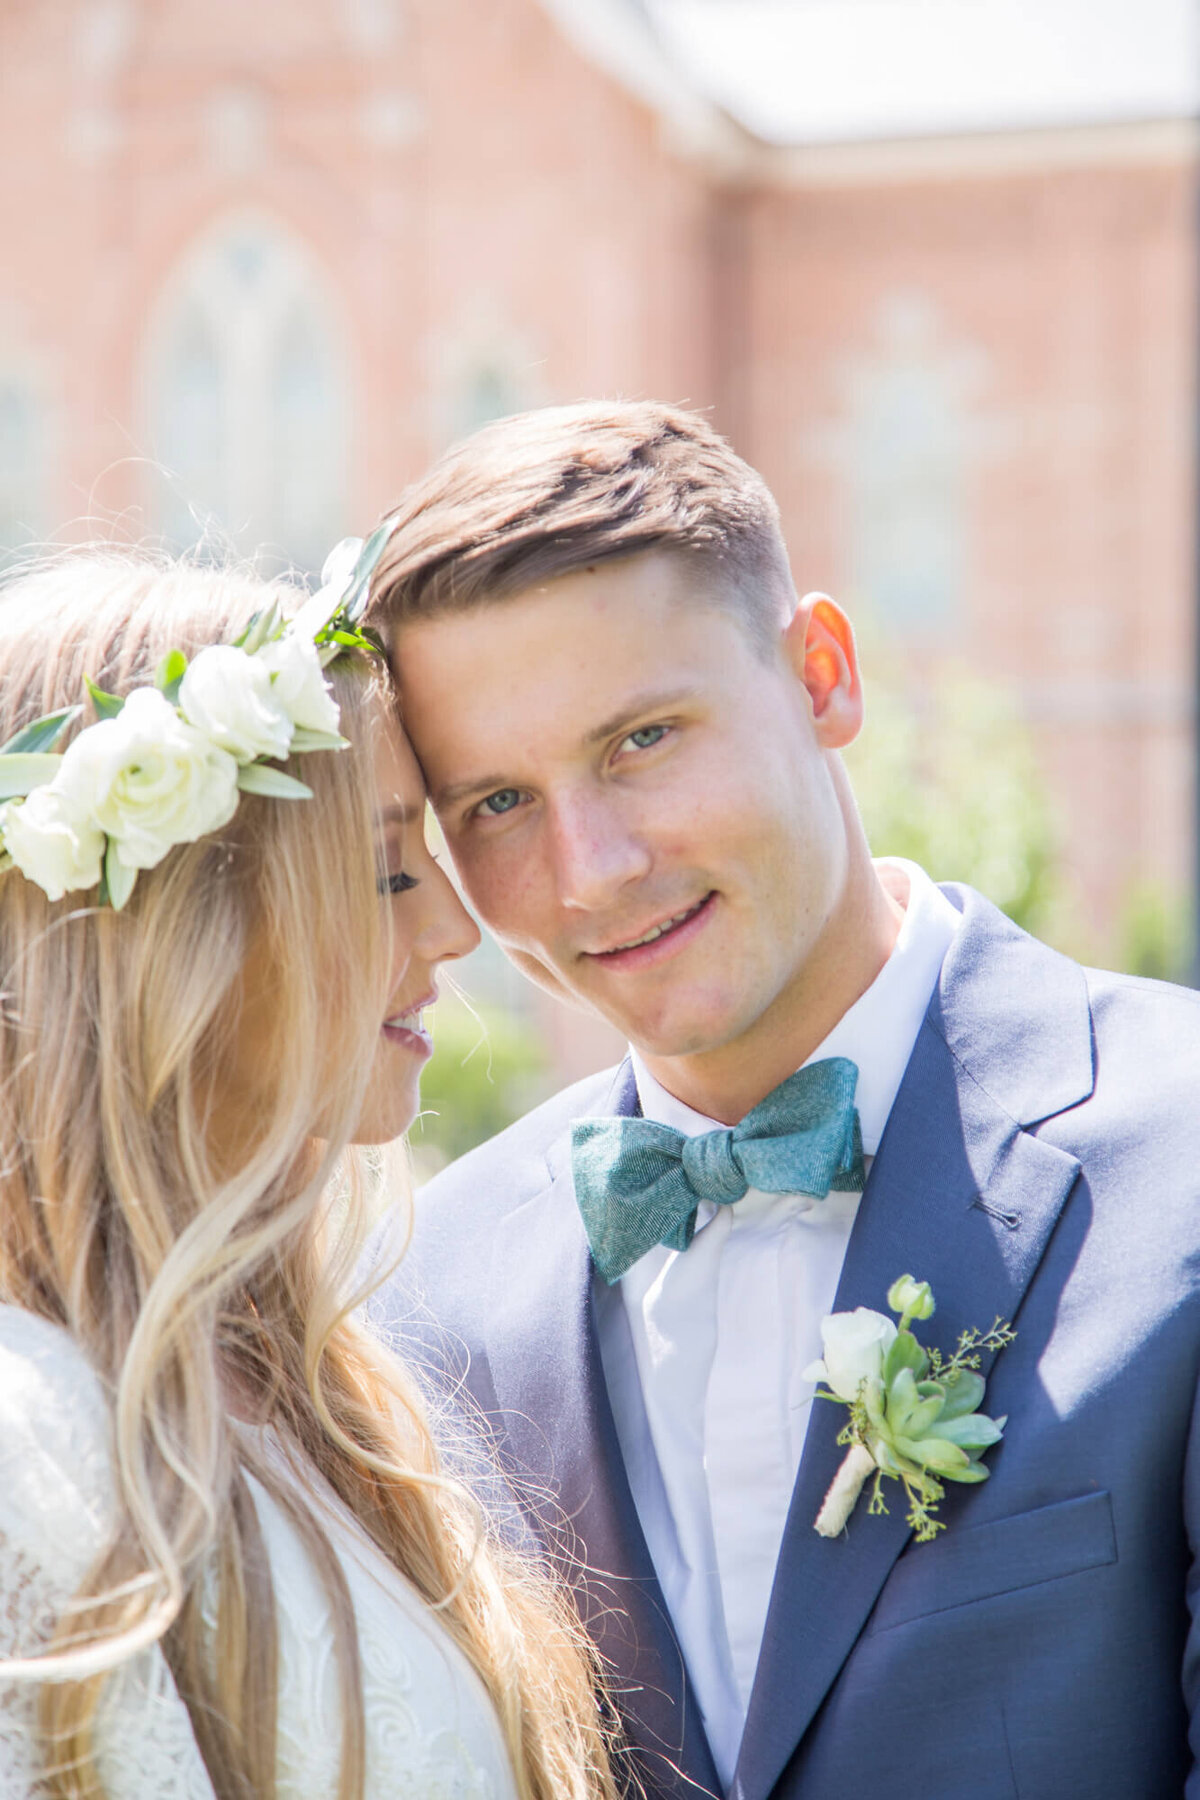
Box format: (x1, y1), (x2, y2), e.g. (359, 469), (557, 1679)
(1, 0), (1197, 1083)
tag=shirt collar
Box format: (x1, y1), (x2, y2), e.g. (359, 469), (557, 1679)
(631, 859), (961, 1153)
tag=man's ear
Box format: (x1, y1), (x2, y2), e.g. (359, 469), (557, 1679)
(781, 592), (864, 749)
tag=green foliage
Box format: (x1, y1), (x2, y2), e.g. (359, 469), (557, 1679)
(409, 991), (547, 1176)
(0, 704), (82, 756)
(844, 644), (1059, 937)
(1117, 880), (1193, 985)
(327, 522), (391, 631)
(235, 764), (313, 799)
(84, 676), (124, 720)
(154, 648), (188, 703)
(0, 753), (64, 799)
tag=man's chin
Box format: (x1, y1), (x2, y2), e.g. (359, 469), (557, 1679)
(505, 947), (600, 1014)
(615, 1015), (738, 1062)
(504, 948), (754, 1057)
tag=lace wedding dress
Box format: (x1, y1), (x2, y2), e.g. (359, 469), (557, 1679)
(0, 1307), (518, 1799)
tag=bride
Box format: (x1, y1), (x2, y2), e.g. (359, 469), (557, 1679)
(0, 545), (616, 1799)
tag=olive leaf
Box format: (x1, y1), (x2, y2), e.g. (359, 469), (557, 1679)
(104, 842), (136, 911)
(85, 676), (125, 720)
(154, 649), (188, 705)
(0, 754), (65, 799)
(236, 763), (314, 800)
(0, 705), (83, 756)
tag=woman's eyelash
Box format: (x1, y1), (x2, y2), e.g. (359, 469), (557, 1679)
(378, 871), (418, 895)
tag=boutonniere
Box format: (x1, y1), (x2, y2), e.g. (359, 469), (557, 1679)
(805, 1275), (1015, 1542)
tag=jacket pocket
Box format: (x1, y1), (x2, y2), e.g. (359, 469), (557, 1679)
(865, 1488), (1116, 1635)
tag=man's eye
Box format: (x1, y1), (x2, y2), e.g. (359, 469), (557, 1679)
(623, 725), (669, 751)
(377, 871), (418, 895)
(478, 789), (523, 816)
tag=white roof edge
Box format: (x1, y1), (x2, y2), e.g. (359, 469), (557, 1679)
(757, 114), (1200, 188)
(534, 0), (760, 176)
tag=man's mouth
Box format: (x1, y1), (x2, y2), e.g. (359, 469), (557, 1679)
(591, 894), (714, 958)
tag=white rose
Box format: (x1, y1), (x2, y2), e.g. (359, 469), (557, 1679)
(254, 634), (342, 736)
(804, 1307), (897, 1402)
(57, 687), (239, 873)
(178, 644), (293, 764)
(0, 786), (105, 901)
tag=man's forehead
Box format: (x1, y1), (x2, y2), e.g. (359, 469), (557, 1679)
(391, 547), (743, 639)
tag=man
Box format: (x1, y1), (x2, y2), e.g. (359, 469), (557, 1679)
(369, 402), (1200, 1799)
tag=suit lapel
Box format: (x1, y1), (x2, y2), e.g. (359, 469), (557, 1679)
(485, 1061), (722, 1800)
(731, 890), (1094, 1800)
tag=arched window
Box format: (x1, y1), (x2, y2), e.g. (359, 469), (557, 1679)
(142, 215), (351, 573)
(842, 295), (979, 631)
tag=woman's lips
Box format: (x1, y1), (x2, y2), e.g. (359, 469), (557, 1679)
(381, 992), (436, 1058)
(381, 1020), (433, 1058)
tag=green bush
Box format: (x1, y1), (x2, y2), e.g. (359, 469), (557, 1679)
(408, 989), (546, 1176)
(1116, 879), (1192, 985)
(844, 650), (1060, 938)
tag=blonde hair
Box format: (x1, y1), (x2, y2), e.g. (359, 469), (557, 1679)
(0, 552), (615, 1800)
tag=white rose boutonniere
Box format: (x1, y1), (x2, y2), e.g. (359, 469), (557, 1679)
(807, 1275), (1015, 1543)
(178, 644), (294, 764)
(809, 1306), (898, 1402)
(0, 785), (105, 902)
(56, 687), (239, 905)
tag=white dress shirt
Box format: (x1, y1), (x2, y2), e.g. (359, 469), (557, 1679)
(593, 860), (961, 1788)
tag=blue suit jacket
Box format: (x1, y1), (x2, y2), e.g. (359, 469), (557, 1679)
(383, 887), (1200, 1799)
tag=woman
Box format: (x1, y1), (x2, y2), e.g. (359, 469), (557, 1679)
(0, 548), (616, 1799)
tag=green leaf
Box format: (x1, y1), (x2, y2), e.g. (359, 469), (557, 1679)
(235, 602), (283, 656)
(882, 1328), (928, 1388)
(936, 1369), (987, 1420)
(0, 753), (64, 798)
(236, 763), (313, 800)
(897, 1394), (946, 1440)
(337, 521), (391, 626)
(941, 1459), (991, 1485)
(104, 841), (136, 911)
(154, 648), (188, 698)
(894, 1435), (970, 1475)
(0, 705), (83, 755)
(925, 1411), (1005, 1452)
(288, 727), (349, 754)
(862, 1380), (889, 1436)
(85, 676), (125, 720)
(884, 1365), (922, 1435)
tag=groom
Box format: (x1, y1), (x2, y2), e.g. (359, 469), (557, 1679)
(369, 402), (1200, 1799)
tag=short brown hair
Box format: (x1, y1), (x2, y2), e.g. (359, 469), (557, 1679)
(366, 400), (795, 646)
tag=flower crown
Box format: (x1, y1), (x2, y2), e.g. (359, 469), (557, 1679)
(0, 528), (390, 911)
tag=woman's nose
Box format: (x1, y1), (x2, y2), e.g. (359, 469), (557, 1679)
(416, 860), (482, 965)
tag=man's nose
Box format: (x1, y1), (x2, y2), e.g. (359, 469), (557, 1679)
(549, 791), (652, 912)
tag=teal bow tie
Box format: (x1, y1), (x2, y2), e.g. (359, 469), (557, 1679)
(571, 1057), (865, 1285)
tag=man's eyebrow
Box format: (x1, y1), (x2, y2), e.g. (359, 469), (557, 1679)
(432, 688), (699, 813)
(434, 773), (511, 811)
(581, 687), (698, 748)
